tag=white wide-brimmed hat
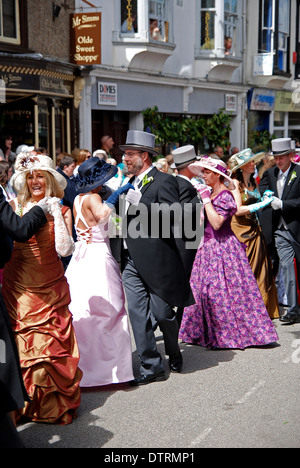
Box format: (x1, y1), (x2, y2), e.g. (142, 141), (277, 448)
(228, 148), (266, 173)
(11, 152), (67, 192)
(171, 145), (198, 170)
(119, 130), (159, 156)
(269, 138), (293, 156)
(189, 156), (235, 190)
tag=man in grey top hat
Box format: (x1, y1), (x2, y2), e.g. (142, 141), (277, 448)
(171, 145), (202, 325)
(119, 130), (194, 385)
(259, 138), (300, 324)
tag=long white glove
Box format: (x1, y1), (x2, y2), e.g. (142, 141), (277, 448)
(125, 188), (142, 206)
(46, 198), (75, 257)
(271, 196), (283, 211)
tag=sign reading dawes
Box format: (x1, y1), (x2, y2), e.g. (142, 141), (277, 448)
(70, 13), (101, 65)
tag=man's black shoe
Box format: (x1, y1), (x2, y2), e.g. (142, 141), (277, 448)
(129, 372), (167, 386)
(279, 313), (300, 325)
(169, 352), (183, 373)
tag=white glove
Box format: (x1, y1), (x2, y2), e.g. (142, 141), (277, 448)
(271, 196), (283, 211)
(125, 188), (142, 206)
(36, 197), (50, 215)
(46, 198), (75, 257)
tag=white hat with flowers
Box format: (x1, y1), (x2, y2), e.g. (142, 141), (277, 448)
(11, 152), (67, 192)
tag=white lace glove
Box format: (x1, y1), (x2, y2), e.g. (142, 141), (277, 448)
(46, 198), (75, 257)
(125, 188), (142, 206)
(271, 196), (283, 211)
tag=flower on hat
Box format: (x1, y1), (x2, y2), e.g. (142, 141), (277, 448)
(15, 153), (41, 173)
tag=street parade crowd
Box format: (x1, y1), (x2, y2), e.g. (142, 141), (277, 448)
(0, 130), (300, 447)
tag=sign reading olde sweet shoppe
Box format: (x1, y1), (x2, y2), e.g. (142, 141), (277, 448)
(70, 13), (101, 65)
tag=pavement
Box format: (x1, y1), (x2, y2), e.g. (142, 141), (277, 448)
(17, 310), (300, 449)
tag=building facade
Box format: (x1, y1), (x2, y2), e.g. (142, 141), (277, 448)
(0, 0), (77, 162)
(1, 1), (300, 162)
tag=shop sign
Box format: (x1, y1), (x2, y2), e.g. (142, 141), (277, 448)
(40, 77), (72, 96)
(70, 13), (101, 65)
(225, 94), (237, 112)
(253, 54), (273, 76)
(250, 89), (276, 111)
(275, 91), (300, 112)
(98, 82), (118, 106)
(0, 70), (72, 97)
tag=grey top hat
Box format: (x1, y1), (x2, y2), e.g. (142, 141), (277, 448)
(269, 138), (293, 156)
(171, 145), (198, 169)
(119, 130), (159, 156)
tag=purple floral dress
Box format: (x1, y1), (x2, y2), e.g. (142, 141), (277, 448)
(179, 190), (279, 349)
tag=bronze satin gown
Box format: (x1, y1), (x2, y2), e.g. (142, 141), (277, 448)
(231, 187), (280, 319)
(3, 210), (82, 425)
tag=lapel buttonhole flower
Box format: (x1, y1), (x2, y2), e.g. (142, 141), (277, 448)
(142, 175), (154, 187)
(288, 170), (297, 185)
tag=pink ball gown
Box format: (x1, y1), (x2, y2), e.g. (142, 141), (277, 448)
(66, 195), (134, 387)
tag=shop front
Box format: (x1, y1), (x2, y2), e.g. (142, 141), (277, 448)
(271, 90), (300, 143)
(87, 72), (241, 162)
(0, 57), (77, 163)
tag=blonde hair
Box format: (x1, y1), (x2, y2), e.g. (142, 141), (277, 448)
(17, 170), (64, 206)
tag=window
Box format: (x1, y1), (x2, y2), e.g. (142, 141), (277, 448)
(278, 0), (290, 72)
(149, 0), (168, 42)
(121, 0), (138, 34)
(197, 0), (242, 57)
(258, 0), (290, 74)
(200, 0), (216, 51)
(118, 0), (170, 43)
(224, 0), (238, 56)
(0, 0), (20, 44)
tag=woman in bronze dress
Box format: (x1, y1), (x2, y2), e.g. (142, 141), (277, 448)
(228, 149), (280, 319)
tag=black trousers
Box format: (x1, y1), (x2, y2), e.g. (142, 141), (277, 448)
(0, 413), (24, 448)
(122, 253), (180, 376)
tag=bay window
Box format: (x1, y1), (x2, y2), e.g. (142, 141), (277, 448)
(197, 0), (242, 58)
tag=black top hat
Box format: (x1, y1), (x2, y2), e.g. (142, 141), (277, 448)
(74, 157), (118, 194)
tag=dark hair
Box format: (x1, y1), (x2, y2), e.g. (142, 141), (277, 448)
(59, 156), (75, 170)
(0, 165), (7, 185)
(232, 168), (256, 189)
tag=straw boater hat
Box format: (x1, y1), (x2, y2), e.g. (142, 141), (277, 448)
(268, 138), (293, 156)
(74, 157), (118, 194)
(11, 152), (67, 192)
(119, 130), (159, 156)
(228, 148), (266, 173)
(170, 145), (199, 170)
(189, 156), (235, 190)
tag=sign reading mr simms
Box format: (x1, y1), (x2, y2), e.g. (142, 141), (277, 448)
(70, 13), (101, 65)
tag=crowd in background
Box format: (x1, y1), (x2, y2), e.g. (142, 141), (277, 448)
(0, 130), (299, 448)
